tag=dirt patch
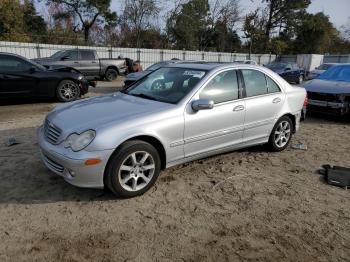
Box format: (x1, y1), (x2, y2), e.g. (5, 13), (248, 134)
(0, 80), (349, 261)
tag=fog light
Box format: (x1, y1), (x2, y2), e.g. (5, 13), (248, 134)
(68, 170), (76, 177)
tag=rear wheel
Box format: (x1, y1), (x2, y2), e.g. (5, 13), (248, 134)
(105, 68), (118, 81)
(105, 140), (161, 198)
(56, 80), (80, 102)
(268, 116), (293, 152)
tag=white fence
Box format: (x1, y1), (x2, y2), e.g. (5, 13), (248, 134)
(0, 41), (277, 68)
(1, 41), (349, 69)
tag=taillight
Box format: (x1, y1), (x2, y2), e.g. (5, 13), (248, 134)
(303, 94), (308, 107)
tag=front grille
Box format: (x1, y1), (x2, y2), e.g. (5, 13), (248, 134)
(43, 154), (64, 173)
(44, 119), (62, 144)
(307, 92), (338, 102)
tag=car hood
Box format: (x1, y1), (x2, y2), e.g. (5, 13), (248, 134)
(310, 69), (325, 75)
(303, 79), (350, 94)
(126, 71), (151, 81)
(47, 92), (173, 134)
(267, 68), (285, 74)
(32, 57), (55, 64)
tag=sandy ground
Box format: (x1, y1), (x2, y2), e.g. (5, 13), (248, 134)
(0, 79), (349, 262)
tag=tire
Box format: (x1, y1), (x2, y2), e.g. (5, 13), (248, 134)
(56, 80), (80, 102)
(105, 140), (161, 198)
(105, 68), (118, 81)
(268, 116), (293, 152)
(297, 75), (304, 84)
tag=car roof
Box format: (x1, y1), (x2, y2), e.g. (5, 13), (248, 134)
(165, 62), (261, 71)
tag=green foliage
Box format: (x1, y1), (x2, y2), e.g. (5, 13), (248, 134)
(0, 0), (46, 42)
(167, 0), (210, 50)
(294, 12), (339, 54)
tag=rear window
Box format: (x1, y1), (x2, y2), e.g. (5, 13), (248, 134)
(80, 51), (95, 60)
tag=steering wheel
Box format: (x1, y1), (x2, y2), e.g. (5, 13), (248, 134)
(151, 79), (166, 91)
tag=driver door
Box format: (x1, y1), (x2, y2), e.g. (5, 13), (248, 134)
(0, 54), (37, 96)
(184, 69), (246, 158)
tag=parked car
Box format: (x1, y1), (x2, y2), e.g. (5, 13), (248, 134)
(307, 63), (338, 80)
(0, 52), (91, 102)
(266, 62), (305, 84)
(234, 60), (258, 65)
(33, 49), (126, 81)
(124, 60), (186, 87)
(302, 64), (350, 116)
(38, 63), (306, 197)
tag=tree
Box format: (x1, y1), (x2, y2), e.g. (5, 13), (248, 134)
(0, 0), (29, 41)
(294, 12), (339, 54)
(166, 0), (209, 50)
(243, 9), (266, 54)
(261, 0), (310, 47)
(0, 0), (47, 42)
(23, 0), (47, 41)
(46, 0), (117, 43)
(120, 0), (161, 48)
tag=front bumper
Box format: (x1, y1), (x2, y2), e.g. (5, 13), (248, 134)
(308, 99), (349, 115)
(37, 127), (114, 188)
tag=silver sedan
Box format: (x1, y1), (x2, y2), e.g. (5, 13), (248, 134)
(38, 63), (307, 197)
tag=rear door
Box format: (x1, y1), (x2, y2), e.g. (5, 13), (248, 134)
(0, 55), (37, 96)
(79, 50), (100, 77)
(184, 69), (246, 157)
(241, 69), (284, 143)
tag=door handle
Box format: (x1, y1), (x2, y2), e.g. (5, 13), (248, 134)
(273, 98), (281, 104)
(74, 62), (79, 64)
(233, 105), (245, 111)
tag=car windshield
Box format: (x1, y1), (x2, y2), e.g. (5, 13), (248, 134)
(317, 64), (334, 70)
(50, 51), (64, 59)
(317, 65), (350, 82)
(266, 63), (286, 70)
(122, 67), (207, 104)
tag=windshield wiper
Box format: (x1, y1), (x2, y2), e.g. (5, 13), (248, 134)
(129, 93), (158, 101)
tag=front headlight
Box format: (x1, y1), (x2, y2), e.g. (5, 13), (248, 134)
(64, 130), (96, 152)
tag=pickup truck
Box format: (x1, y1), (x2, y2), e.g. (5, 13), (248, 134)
(33, 49), (126, 81)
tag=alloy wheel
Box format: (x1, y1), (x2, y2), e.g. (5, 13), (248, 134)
(118, 151), (155, 192)
(59, 82), (78, 101)
(274, 121), (291, 148)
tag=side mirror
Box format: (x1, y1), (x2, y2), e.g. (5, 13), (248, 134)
(192, 99), (214, 111)
(285, 67), (291, 71)
(61, 56), (69, 61)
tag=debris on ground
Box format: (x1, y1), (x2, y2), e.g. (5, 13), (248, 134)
(6, 138), (20, 147)
(292, 143), (308, 150)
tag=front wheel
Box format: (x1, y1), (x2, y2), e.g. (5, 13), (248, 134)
(56, 80), (80, 102)
(268, 116), (293, 152)
(105, 140), (161, 198)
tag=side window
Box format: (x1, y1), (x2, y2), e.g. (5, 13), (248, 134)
(266, 75), (281, 93)
(199, 70), (239, 104)
(80, 51), (95, 60)
(0, 56), (31, 72)
(65, 51), (79, 60)
(241, 69), (267, 97)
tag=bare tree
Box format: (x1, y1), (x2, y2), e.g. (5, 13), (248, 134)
(45, 0), (117, 43)
(121, 0), (161, 48)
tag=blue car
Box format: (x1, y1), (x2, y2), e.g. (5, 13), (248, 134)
(124, 60), (182, 87)
(266, 62), (305, 84)
(302, 64), (350, 116)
